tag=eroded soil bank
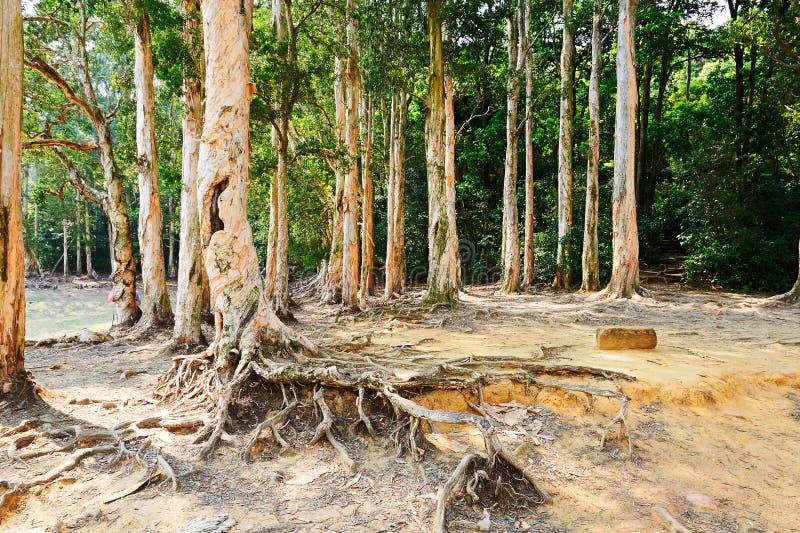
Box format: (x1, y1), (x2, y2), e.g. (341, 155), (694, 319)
(2, 283), (799, 532)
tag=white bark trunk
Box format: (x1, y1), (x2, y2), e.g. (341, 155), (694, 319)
(554, 0), (575, 289)
(75, 201), (82, 274)
(0, 0), (26, 387)
(522, 35), (535, 289)
(425, 1), (460, 303)
(500, 0), (528, 294)
(198, 0), (301, 368)
(174, 0), (205, 345)
(134, 6), (172, 326)
(168, 196), (176, 278)
(84, 202), (95, 277)
(384, 91), (407, 299)
(581, 2), (602, 292)
(603, 0), (641, 298)
(358, 91), (374, 308)
(62, 219), (69, 277)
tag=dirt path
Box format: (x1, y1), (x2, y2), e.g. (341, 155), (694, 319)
(2, 284), (799, 532)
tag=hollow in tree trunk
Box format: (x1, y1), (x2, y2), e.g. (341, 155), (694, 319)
(553, 0), (575, 289)
(425, 0), (460, 304)
(0, 0), (26, 390)
(601, 0), (641, 298)
(581, 0), (602, 292)
(174, 0), (205, 346)
(198, 0), (308, 369)
(384, 91), (407, 299)
(134, 5), (172, 327)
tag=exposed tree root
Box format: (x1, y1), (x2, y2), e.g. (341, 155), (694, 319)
(433, 452), (485, 533)
(311, 388), (355, 472)
(240, 400), (298, 460)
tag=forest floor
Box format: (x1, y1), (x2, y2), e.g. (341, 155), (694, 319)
(2, 280), (800, 532)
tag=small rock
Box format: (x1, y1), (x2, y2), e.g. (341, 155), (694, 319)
(477, 509), (491, 531)
(685, 491), (718, 510)
(177, 515), (236, 533)
(596, 327), (657, 350)
(83, 506), (102, 520)
(78, 329), (111, 344)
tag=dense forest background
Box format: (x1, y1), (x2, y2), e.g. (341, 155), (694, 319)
(21, 0), (800, 293)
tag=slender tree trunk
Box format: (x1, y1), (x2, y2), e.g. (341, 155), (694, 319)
(0, 0), (26, 389)
(174, 0), (205, 346)
(321, 55), (347, 304)
(62, 219), (69, 278)
(581, 1), (602, 292)
(444, 63), (459, 289)
(645, 53), (671, 214)
(553, 0), (575, 289)
(108, 219), (115, 273)
(635, 63), (652, 214)
(75, 199), (83, 274)
(134, 5), (172, 327)
(384, 91), (407, 299)
(167, 195), (176, 278)
(500, 0), (528, 293)
(425, 0), (460, 304)
(358, 91), (375, 308)
(522, 35), (536, 288)
(341, 0), (361, 309)
(84, 202), (95, 278)
(602, 0), (641, 298)
(198, 0), (297, 368)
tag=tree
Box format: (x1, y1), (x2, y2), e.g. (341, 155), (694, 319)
(134, 1), (172, 328)
(499, 0), (529, 294)
(553, 0), (575, 289)
(358, 91), (375, 308)
(173, 0), (205, 345)
(774, 239), (799, 303)
(24, 2), (140, 325)
(384, 91), (408, 299)
(425, 0), (460, 304)
(521, 13), (536, 289)
(581, 0), (604, 292)
(602, 0), (640, 298)
(341, 0), (361, 309)
(0, 0), (26, 391)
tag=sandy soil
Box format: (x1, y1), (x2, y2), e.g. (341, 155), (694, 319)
(2, 282), (799, 532)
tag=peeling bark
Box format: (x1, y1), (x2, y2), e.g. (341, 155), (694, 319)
(425, 0), (460, 304)
(321, 53), (347, 304)
(384, 91), (407, 299)
(341, 0), (361, 310)
(198, 0), (307, 368)
(521, 32), (536, 289)
(1, 0), (26, 389)
(358, 91), (375, 308)
(602, 0), (641, 298)
(500, 0), (529, 294)
(553, 0), (575, 289)
(581, 1), (602, 292)
(134, 5), (172, 327)
(174, 0), (205, 346)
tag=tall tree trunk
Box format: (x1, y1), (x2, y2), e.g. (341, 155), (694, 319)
(425, 0), (460, 304)
(76, 202), (83, 274)
(500, 0), (528, 294)
(727, 0), (743, 168)
(0, 0), (26, 389)
(581, 1), (602, 292)
(444, 62), (459, 289)
(198, 0), (301, 369)
(174, 0), (205, 346)
(635, 63), (652, 214)
(167, 195), (176, 278)
(341, 0), (361, 309)
(521, 32), (536, 289)
(553, 0), (575, 289)
(62, 219), (69, 277)
(321, 55), (347, 304)
(603, 0), (640, 298)
(84, 201), (95, 278)
(358, 91), (375, 308)
(134, 5), (172, 327)
(384, 91), (407, 299)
